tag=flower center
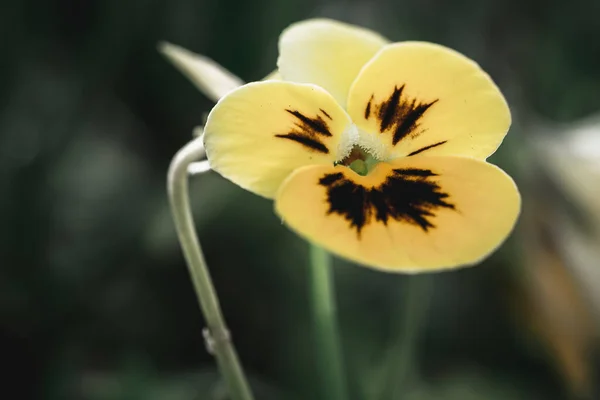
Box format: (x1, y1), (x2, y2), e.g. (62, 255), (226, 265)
(337, 145), (379, 176)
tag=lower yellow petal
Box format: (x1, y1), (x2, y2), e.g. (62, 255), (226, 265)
(275, 156), (520, 272)
(204, 81), (354, 198)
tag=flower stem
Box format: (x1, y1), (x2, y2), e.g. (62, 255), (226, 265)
(378, 276), (432, 400)
(168, 137), (254, 400)
(309, 243), (348, 400)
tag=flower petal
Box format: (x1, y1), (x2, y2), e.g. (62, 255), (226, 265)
(159, 42), (244, 102)
(347, 42), (510, 160)
(277, 19), (388, 106)
(204, 81), (354, 198)
(275, 156), (520, 272)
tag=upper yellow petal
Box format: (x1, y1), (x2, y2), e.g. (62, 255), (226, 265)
(204, 81), (354, 198)
(275, 156), (520, 272)
(277, 19), (388, 106)
(347, 42), (511, 160)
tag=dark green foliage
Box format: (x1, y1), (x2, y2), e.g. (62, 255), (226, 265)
(1, 0), (599, 399)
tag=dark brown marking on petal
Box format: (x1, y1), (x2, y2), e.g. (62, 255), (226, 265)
(275, 133), (329, 154)
(394, 168), (438, 177)
(276, 108), (335, 153)
(319, 172), (344, 185)
(407, 140), (448, 156)
(392, 98), (438, 145)
(364, 95), (374, 119)
(285, 109), (332, 137)
(378, 86), (402, 132)
(320, 108), (332, 120)
(319, 167), (454, 237)
(365, 85), (438, 146)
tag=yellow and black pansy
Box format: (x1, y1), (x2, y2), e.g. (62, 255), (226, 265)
(197, 19), (520, 272)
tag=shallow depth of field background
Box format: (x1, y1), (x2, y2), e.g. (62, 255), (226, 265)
(2, 0), (600, 399)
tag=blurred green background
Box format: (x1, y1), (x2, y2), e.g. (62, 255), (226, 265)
(2, 0), (600, 399)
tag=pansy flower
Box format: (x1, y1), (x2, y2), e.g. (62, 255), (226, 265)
(166, 19), (521, 272)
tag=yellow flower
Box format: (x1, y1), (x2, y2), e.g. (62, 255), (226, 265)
(165, 19), (521, 273)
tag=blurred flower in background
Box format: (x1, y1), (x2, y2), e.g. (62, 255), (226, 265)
(516, 115), (600, 398)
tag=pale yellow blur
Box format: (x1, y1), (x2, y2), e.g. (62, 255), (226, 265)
(159, 42), (244, 102)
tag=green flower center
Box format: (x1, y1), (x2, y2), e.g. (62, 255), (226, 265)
(337, 145), (380, 176)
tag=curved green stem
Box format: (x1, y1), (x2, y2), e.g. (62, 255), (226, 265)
(168, 137), (254, 400)
(309, 244), (348, 400)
